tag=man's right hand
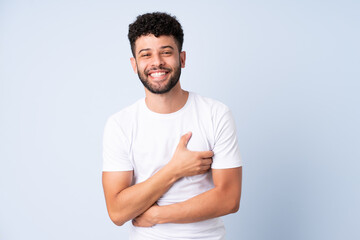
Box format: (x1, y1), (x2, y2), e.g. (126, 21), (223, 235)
(103, 132), (213, 226)
(168, 132), (214, 178)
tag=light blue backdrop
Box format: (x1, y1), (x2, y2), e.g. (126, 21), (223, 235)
(1, 0), (359, 239)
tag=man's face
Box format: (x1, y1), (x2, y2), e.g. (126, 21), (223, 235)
(130, 34), (186, 94)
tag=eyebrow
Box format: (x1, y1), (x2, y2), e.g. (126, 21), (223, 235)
(138, 48), (151, 55)
(160, 45), (174, 50)
(137, 46), (174, 55)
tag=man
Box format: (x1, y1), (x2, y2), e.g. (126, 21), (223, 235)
(102, 12), (242, 240)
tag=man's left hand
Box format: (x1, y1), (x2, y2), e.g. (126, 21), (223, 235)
(132, 204), (160, 227)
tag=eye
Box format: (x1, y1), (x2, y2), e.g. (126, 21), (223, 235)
(141, 53), (150, 57)
(162, 51), (172, 55)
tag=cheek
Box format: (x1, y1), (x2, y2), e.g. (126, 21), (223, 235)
(136, 63), (146, 74)
(139, 60), (151, 70)
(169, 59), (181, 68)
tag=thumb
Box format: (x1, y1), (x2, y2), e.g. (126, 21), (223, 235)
(179, 132), (192, 148)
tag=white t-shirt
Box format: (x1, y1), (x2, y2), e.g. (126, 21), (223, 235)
(103, 92), (242, 240)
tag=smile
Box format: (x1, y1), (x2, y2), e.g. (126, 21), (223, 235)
(149, 72), (166, 77)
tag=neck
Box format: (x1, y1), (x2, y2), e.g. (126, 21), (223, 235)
(144, 82), (189, 114)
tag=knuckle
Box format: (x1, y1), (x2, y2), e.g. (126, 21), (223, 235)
(194, 152), (200, 158)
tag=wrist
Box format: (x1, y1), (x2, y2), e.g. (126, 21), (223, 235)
(164, 161), (182, 181)
(153, 205), (167, 224)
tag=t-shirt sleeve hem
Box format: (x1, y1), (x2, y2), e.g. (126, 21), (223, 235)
(211, 162), (242, 169)
(102, 167), (134, 172)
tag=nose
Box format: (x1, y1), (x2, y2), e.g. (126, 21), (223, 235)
(151, 53), (164, 67)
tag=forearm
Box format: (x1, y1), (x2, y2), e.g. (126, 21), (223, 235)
(155, 186), (240, 224)
(103, 132), (214, 226)
(136, 167), (242, 225)
(104, 165), (179, 225)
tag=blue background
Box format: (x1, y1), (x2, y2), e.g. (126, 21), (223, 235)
(1, 0), (359, 239)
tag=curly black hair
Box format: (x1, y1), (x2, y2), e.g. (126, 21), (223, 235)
(128, 12), (184, 56)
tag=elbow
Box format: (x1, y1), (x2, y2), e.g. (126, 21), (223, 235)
(228, 189), (241, 214)
(218, 188), (241, 215)
(109, 213), (127, 226)
(112, 219), (126, 227)
(230, 200), (240, 213)
(106, 199), (131, 226)
(227, 197), (240, 214)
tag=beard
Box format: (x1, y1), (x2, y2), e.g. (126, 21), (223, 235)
(137, 64), (181, 94)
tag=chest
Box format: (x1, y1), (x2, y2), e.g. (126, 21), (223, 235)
(130, 113), (214, 182)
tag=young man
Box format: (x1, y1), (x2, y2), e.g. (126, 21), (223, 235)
(102, 12), (242, 240)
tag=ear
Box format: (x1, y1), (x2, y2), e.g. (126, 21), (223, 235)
(130, 57), (138, 74)
(180, 51), (186, 68)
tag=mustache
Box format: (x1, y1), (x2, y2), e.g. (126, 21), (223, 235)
(145, 66), (171, 74)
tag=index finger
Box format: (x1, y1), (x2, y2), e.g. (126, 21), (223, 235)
(197, 150), (214, 158)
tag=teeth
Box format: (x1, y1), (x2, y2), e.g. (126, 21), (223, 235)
(150, 72), (166, 77)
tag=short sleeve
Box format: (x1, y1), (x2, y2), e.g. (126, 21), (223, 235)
(211, 110), (242, 169)
(102, 117), (133, 171)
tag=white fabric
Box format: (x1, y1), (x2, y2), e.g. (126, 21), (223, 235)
(103, 92), (242, 240)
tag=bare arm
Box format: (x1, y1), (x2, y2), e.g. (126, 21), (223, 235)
(132, 167), (242, 226)
(102, 132), (213, 226)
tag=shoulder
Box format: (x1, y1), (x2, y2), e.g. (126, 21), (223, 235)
(104, 98), (143, 138)
(191, 92), (230, 116)
(107, 98), (143, 125)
